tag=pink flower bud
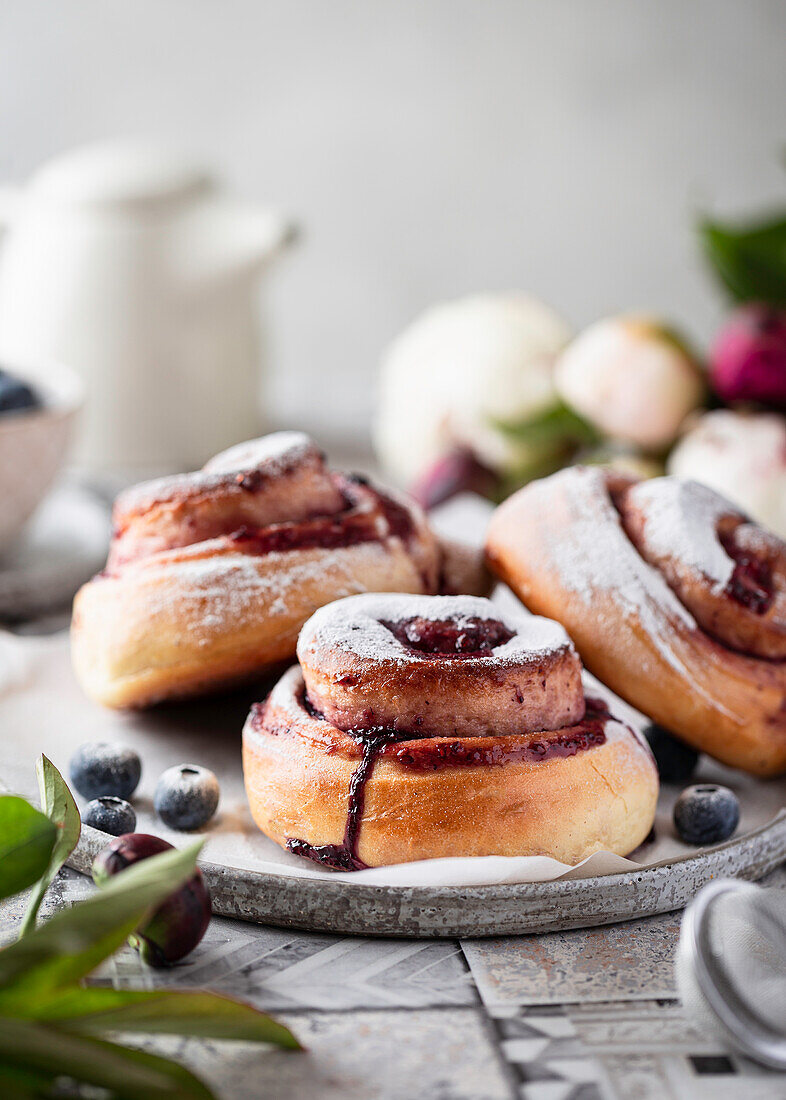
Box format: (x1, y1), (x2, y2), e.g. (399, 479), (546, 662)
(710, 304), (786, 408)
(410, 447), (498, 510)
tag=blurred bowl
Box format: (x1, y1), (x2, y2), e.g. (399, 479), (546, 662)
(0, 359), (83, 553)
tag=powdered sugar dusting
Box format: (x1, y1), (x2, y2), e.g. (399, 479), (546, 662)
(298, 592), (575, 668)
(630, 478), (739, 592)
(117, 432), (316, 513)
(203, 432), (314, 474)
(541, 469), (693, 626)
(131, 540), (397, 639)
(534, 467), (739, 719)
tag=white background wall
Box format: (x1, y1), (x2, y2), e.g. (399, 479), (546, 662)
(1, 0), (784, 443)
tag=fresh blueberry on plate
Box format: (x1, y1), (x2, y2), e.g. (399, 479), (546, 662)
(644, 724), (699, 783)
(673, 784), (740, 845)
(82, 796), (136, 836)
(69, 743), (142, 801)
(0, 368), (41, 415)
(154, 764), (220, 831)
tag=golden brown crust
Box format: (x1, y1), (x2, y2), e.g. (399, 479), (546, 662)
(485, 466), (786, 777)
(242, 667), (658, 867)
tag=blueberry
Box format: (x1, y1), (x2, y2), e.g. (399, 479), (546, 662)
(673, 784), (740, 845)
(644, 724), (699, 784)
(0, 368), (41, 415)
(92, 833), (211, 966)
(154, 765), (219, 831)
(69, 743), (141, 801)
(82, 796), (136, 836)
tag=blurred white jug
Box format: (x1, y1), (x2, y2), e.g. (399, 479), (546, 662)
(0, 141), (295, 474)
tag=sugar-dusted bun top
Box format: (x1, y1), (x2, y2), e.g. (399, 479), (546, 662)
(619, 478), (745, 591)
(616, 475), (786, 659)
(298, 592), (585, 738)
(103, 433), (439, 589)
(114, 432), (339, 520)
(299, 592), (572, 666)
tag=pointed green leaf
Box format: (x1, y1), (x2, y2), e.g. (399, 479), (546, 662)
(0, 795), (56, 901)
(0, 840), (203, 993)
(19, 755), (81, 937)
(0, 1018), (214, 1099)
(7, 985), (299, 1047)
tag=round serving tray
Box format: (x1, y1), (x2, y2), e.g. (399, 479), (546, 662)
(68, 812), (786, 938)
(5, 630), (785, 940)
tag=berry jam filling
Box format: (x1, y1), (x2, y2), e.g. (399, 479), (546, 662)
(228, 478), (414, 556)
(285, 695), (609, 872)
(383, 615), (515, 656)
(719, 530), (774, 615)
(106, 474), (416, 571)
(385, 723), (607, 771)
(286, 727), (397, 872)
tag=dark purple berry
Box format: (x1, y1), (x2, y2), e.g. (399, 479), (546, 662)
(82, 796), (136, 836)
(69, 743), (141, 801)
(92, 833), (211, 966)
(154, 765), (219, 831)
(644, 724), (698, 784)
(0, 368), (41, 415)
(673, 784), (740, 846)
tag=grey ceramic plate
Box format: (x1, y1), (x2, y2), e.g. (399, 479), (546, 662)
(68, 812), (786, 938)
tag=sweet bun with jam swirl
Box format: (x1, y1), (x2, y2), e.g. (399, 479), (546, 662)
(242, 593), (657, 869)
(72, 433), (446, 708)
(486, 466), (786, 777)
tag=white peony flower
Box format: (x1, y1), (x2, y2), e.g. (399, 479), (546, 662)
(668, 410), (786, 539)
(555, 316), (705, 451)
(374, 294), (571, 483)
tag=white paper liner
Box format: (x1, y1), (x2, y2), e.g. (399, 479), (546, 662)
(1, 628), (784, 890)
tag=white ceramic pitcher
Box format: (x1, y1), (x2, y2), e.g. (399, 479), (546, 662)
(0, 142), (295, 474)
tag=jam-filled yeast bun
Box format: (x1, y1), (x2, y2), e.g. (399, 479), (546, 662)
(72, 433), (444, 707)
(243, 593), (658, 869)
(487, 467), (786, 777)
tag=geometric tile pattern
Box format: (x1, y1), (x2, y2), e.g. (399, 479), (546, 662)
(94, 917), (479, 1011)
(488, 1004), (607, 1100)
(2, 863), (785, 1099)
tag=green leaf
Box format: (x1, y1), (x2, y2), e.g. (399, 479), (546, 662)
(495, 400), (600, 450)
(0, 1060), (59, 1099)
(0, 795), (56, 901)
(12, 985), (299, 1047)
(0, 1018), (214, 1099)
(18, 755), (81, 938)
(700, 214), (786, 306)
(0, 840), (203, 995)
(490, 400), (601, 495)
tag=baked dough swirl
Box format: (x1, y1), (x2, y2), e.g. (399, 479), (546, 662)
(486, 466), (786, 777)
(242, 593), (657, 869)
(72, 433), (441, 707)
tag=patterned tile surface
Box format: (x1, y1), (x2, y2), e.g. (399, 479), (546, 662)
(179, 1007), (515, 1100)
(461, 911), (681, 1007)
(97, 919), (478, 1010)
(3, 866), (786, 1099)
